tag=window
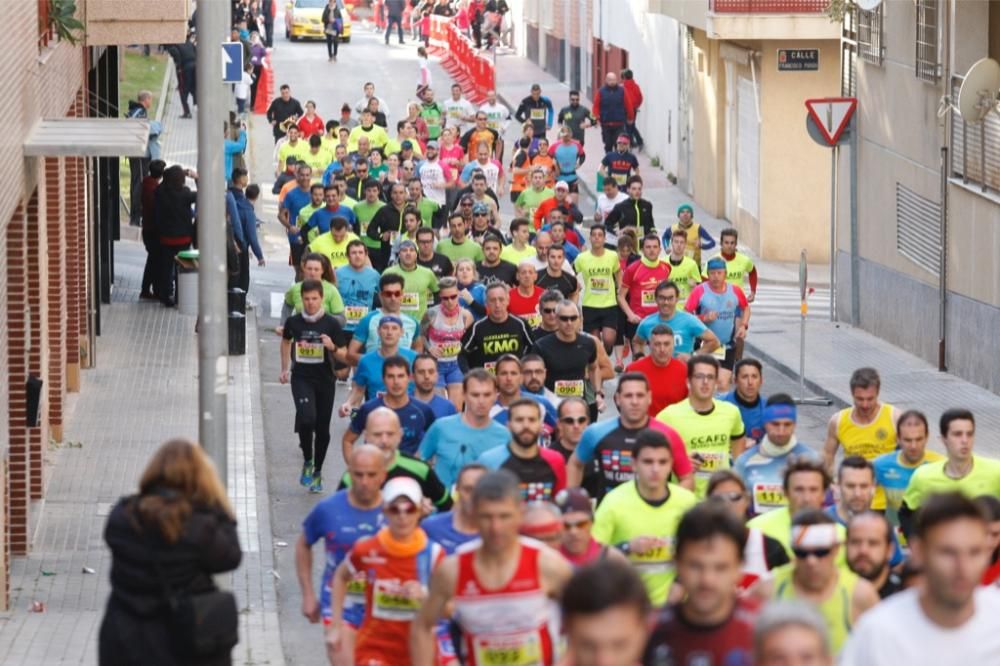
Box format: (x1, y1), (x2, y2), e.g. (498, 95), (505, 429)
(915, 0), (940, 83)
(857, 4), (884, 66)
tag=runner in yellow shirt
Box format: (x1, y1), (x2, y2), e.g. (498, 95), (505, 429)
(656, 355), (745, 497)
(308, 218), (361, 270)
(822, 368), (899, 510)
(574, 224), (621, 356)
(591, 429), (698, 606)
(278, 126), (310, 172)
(899, 408), (1000, 539)
(664, 229), (703, 301)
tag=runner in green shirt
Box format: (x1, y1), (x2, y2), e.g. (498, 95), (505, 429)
(383, 240), (440, 321)
(281, 252), (345, 324)
(418, 88), (445, 140)
(514, 169), (554, 221)
(592, 429), (697, 606)
(353, 180), (386, 253)
(406, 180), (442, 229)
(900, 408), (1000, 538)
(656, 355), (745, 497)
(295, 184), (325, 231)
(437, 214), (485, 264)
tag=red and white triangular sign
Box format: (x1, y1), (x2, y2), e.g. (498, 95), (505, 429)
(805, 97), (857, 146)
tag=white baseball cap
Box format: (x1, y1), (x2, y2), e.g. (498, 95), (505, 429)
(383, 477), (423, 507)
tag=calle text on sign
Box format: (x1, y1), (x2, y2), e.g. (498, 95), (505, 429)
(778, 49), (819, 72)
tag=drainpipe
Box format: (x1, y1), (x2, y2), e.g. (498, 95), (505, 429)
(938, 0), (951, 372)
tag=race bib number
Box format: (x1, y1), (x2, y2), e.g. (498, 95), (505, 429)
(345, 576), (367, 605)
(640, 289), (656, 307)
(401, 292), (420, 311)
(437, 340), (461, 361)
(694, 451), (726, 474)
(753, 483), (786, 511)
(589, 276), (610, 293)
(473, 633), (542, 666)
(712, 344), (727, 359)
(484, 361), (497, 375)
(525, 313), (542, 329)
(613, 173), (627, 186)
(344, 305), (368, 325)
(630, 546), (669, 563)
(371, 580), (421, 621)
(295, 340), (324, 364)
(530, 108), (545, 120)
(554, 379), (585, 398)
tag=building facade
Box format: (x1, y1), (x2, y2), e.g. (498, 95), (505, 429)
(0, 0), (187, 609)
(652, 0), (842, 262)
(841, 0), (1000, 393)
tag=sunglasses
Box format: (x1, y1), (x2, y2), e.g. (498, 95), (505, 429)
(461, 202), (473, 206)
(387, 504), (419, 516)
(440, 294), (459, 301)
(381, 290), (403, 297)
(541, 307), (557, 314)
(559, 315), (579, 322)
(563, 519), (592, 530)
(560, 416), (587, 425)
(792, 547), (833, 560)
(713, 492), (744, 503)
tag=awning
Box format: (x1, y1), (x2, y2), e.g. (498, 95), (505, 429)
(23, 118), (151, 158)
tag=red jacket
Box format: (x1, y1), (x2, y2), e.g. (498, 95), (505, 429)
(622, 79), (643, 122)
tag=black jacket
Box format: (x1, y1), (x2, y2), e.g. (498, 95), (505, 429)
(99, 495), (242, 665)
(605, 196), (655, 235)
(154, 183), (197, 240)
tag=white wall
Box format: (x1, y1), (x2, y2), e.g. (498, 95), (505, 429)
(601, 0), (681, 177)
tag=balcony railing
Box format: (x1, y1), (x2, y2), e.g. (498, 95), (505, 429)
(711, 0), (829, 12)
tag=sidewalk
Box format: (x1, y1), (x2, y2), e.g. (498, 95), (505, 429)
(0, 78), (284, 665)
(494, 52), (1000, 456)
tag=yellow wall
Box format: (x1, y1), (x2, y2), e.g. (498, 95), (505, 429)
(687, 33), (841, 261)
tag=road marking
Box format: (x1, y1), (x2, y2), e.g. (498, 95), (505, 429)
(271, 291), (284, 319)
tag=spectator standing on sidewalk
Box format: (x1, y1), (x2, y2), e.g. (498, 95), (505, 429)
(592, 72), (633, 154)
(154, 165), (197, 308)
(266, 84), (305, 143)
(126, 91), (157, 227)
(139, 159), (166, 301)
(165, 33), (197, 119)
(228, 168), (265, 292)
(99, 438), (242, 666)
(621, 69), (645, 151)
(384, 0), (406, 45)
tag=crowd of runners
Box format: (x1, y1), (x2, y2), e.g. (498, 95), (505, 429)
(245, 26), (1000, 666)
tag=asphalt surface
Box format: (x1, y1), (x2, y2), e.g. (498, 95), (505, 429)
(245, 20), (839, 664)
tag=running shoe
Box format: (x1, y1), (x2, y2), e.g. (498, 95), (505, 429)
(300, 460), (314, 487)
(309, 474), (323, 494)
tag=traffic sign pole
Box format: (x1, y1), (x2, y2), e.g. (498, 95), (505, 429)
(830, 144), (839, 322)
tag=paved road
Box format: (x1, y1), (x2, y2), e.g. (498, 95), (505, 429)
(245, 20), (838, 663)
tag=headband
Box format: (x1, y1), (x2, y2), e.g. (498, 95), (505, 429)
(520, 521), (562, 540)
(791, 524), (839, 550)
(764, 403), (797, 424)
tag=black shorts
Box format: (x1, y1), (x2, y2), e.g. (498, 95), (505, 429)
(582, 306), (618, 332)
(559, 179), (579, 194)
(510, 191), (520, 205)
(623, 317), (639, 341)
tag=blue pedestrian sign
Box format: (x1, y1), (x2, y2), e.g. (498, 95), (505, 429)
(222, 42), (244, 83)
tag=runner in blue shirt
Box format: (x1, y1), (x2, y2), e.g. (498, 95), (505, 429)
(347, 386), (436, 457)
(334, 240), (381, 336)
(412, 354), (461, 420)
(420, 463), (487, 554)
(550, 127), (585, 186)
(733, 396), (820, 516)
(418, 369), (511, 488)
(303, 185), (358, 240)
(720, 358), (767, 444)
(635, 281), (720, 357)
(295, 444), (385, 652)
(347, 274), (421, 360)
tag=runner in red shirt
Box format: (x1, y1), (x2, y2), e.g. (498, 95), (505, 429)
(626, 323), (688, 417)
(410, 470), (573, 666)
(508, 261), (545, 330)
(330, 477), (445, 666)
(643, 501), (761, 664)
(618, 233), (671, 357)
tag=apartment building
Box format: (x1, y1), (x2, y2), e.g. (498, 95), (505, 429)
(0, 1), (187, 608)
(841, 0), (1000, 393)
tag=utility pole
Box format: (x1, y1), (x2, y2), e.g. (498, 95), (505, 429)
(196, 3), (230, 483)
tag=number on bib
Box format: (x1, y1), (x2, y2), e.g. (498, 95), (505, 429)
(401, 292), (420, 311)
(554, 379), (585, 397)
(295, 340), (325, 364)
(640, 290), (656, 307)
(371, 580), (421, 621)
(589, 277), (610, 293)
(753, 483), (786, 511)
(473, 634), (542, 666)
(344, 305), (369, 325)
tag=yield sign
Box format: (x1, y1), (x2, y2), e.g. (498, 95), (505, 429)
(804, 97), (857, 146)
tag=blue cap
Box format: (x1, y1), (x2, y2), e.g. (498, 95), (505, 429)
(379, 315), (404, 328)
(706, 257), (727, 272)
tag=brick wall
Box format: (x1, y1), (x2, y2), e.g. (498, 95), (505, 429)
(0, 3), (90, 603)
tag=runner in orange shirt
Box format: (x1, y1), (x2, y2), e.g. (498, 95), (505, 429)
(329, 477), (445, 666)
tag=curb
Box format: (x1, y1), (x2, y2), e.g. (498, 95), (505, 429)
(743, 340), (848, 409)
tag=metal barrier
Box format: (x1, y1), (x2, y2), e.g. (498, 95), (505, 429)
(433, 16), (494, 105)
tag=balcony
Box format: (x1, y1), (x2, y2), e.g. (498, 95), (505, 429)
(650, 0), (839, 40)
(84, 0), (190, 46)
(711, 0), (829, 12)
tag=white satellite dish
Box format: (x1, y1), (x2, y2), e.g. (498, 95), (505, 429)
(856, 0), (882, 11)
(957, 57), (1000, 124)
